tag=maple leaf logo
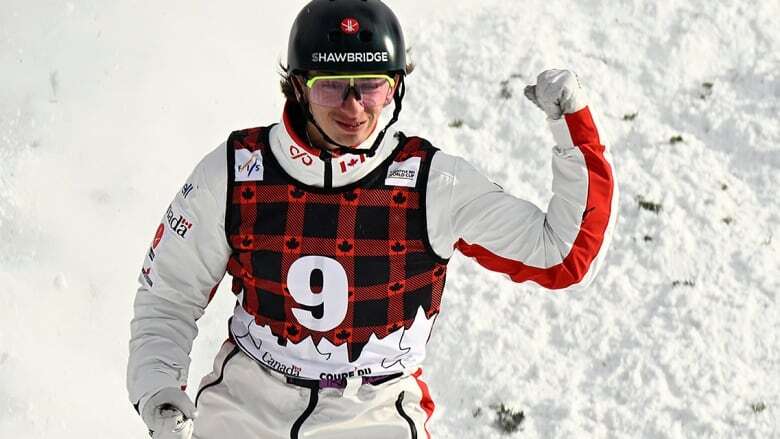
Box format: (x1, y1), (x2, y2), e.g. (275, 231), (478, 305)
(340, 17), (360, 35)
(242, 187), (254, 200)
(393, 192), (407, 205)
(391, 242), (405, 253)
(151, 224), (164, 249)
(290, 187), (305, 199)
(338, 240), (353, 253)
(286, 237), (300, 250)
(343, 191), (358, 202)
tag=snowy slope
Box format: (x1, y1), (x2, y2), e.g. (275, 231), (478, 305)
(1, 1), (778, 438)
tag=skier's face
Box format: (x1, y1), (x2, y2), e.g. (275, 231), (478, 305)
(298, 74), (398, 149)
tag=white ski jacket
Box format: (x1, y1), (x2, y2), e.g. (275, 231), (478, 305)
(127, 103), (618, 412)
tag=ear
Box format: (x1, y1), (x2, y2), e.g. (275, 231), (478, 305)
(291, 75), (307, 103)
(384, 74), (402, 106)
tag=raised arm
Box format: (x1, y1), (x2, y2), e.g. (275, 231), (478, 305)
(427, 70), (618, 290)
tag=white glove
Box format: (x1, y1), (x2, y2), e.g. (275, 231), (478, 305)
(141, 387), (198, 439)
(524, 69), (587, 120)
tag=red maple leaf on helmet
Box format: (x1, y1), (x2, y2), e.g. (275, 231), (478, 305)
(340, 17), (360, 35)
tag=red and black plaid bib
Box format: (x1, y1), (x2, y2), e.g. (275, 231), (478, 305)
(225, 126), (448, 363)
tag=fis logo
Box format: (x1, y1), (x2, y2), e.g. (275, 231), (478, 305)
(165, 205), (194, 238)
(235, 149), (264, 182)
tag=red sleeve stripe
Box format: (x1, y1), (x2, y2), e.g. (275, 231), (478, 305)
(456, 107), (614, 289)
(412, 368), (435, 439)
(565, 106), (600, 146)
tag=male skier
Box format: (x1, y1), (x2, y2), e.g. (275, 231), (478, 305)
(127, 0), (618, 438)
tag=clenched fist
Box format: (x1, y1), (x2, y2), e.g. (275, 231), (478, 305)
(524, 69), (587, 120)
(141, 387), (198, 439)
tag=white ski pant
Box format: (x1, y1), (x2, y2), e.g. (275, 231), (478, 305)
(193, 341), (434, 439)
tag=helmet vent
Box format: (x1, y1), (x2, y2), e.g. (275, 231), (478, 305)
(358, 30), (373, 42)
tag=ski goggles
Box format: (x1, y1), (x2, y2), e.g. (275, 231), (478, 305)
(305, 74), (396, 108)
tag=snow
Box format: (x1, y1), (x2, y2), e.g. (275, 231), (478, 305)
(1, 0), (778, 437)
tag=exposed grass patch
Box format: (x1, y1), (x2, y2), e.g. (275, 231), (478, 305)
(672, 280), (696, 288)
(623, 112), (638, 121)
(700, 82), (714, 99)
(636, 195), (662, 214)
(751, 402), (767, 414)
(500, 80), (513, 99)
(492, 403), (525, 433)
(499, 73), (525, 100)
(669, 135), (684, 144)
(449, 119), (464, 128)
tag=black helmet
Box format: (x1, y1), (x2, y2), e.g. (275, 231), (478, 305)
(287, 0), (407, 74)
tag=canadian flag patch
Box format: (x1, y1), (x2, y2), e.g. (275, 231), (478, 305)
(338, 153), (366, 173)
(385, 157), (421, 188)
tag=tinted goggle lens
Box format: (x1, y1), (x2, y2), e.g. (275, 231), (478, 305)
(306, 75), (395, 108)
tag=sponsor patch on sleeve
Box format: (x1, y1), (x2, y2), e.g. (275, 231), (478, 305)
(141, 266), (154, 287)
(146, 223), (165, 262)
(181, 183), (195, 198)
(385, 157), (421, 188)
(165, 204), (194, 239)
(235, 148), (264, 182)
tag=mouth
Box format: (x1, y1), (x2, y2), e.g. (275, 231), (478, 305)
(334, 119), (366, 133)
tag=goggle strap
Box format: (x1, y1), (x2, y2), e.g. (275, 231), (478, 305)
(290, 79), (347, 158)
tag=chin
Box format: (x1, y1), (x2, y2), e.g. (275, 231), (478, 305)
(332, 130), (371, 148)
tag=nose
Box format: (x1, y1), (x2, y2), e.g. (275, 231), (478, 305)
(340, 88), (364, 115)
